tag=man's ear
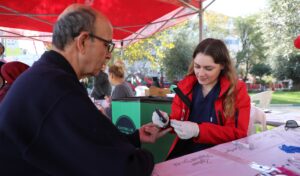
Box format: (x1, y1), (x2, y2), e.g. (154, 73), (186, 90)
(76, 32), (89, 54)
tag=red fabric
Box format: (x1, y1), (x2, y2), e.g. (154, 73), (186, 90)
(294, 35), (300, 49)
(168, 74), (250, 156)
(0, 0), (183, 40)
(1, 61), (29, 85)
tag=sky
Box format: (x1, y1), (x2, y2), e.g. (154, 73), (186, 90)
(203, 0), (267, 17)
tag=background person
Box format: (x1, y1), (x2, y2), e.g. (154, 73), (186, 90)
(0, 61), (29, 102)
(0, 61), (5, 89)
(104, 63), (135, 118)
(0, 4), (170, 176)
(0, 42), (5, 59)
(153, 38), (250, 160)
(91, 63), (111, 100)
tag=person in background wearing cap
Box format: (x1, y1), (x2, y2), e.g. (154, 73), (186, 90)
(0, 4), (170, 176)
(0, 61), (29, 102)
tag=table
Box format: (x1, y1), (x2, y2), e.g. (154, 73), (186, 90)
(152, 126), (300, 176)
(266, 111), (300, 127)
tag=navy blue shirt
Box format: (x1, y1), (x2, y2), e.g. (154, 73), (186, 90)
(189, 82), (220, 124)
(168, 81), (220, 160)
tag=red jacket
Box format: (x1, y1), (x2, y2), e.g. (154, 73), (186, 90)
(168, 74), (250, 155)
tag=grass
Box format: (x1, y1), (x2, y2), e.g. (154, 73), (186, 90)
(250, 91), (300, 133)
(249, 91), (300, 105)
(270, 91), (300, 104)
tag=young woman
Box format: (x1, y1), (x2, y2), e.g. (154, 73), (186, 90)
(153, 38), (250, 160)
(104, 64), (134, 118)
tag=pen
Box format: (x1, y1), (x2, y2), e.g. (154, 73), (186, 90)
(155, 108), (167, 123)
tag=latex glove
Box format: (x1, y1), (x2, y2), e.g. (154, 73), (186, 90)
(170, 119), (199, 140)
(152, 110), (169, 128)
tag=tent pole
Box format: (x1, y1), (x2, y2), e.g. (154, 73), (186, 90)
(33, 40), (38, 55)
(199, 1), (203, 42)
(121, 40), (124, 60)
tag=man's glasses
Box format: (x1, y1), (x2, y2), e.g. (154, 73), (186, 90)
(285, 120), (300, 131)
(89, 33), (115, 53)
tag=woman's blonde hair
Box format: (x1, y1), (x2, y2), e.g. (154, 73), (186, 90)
(188, 38), (237, 118)
(108, 64), (125, 79)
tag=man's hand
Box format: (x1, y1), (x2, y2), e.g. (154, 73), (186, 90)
(139, 123), (171, 143)
(152, 110), (169, 128)
(170, 120), (199, 140)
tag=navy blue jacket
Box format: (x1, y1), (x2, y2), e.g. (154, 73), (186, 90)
(0, 51), (153, 176)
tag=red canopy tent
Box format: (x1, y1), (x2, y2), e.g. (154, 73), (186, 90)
(0, 0), (209, 47)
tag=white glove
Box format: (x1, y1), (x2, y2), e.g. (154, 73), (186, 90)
(152, 110), (169, 128)
(170, 119), (199, 139)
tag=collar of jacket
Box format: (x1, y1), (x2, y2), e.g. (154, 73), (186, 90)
(177, 74), (231, 98)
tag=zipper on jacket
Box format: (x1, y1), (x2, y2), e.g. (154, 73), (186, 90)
(235, 109), (239, 128)
(218, 110), (224, 126)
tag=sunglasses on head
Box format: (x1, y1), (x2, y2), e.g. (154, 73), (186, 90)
(285, 120), (300, 131)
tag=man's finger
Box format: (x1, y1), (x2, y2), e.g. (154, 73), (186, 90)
(144, 125), (160, 135)
(157, 127), (172, 138)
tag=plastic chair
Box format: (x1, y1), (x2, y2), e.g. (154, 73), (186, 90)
(250, 91), (273, 110)
(247, 104), (267, 136)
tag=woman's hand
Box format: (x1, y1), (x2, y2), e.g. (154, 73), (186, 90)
(170, 120), (199, 139)
(152, 110), (169, 128)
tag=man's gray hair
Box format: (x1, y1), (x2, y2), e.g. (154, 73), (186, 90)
(52, 8), (96, 50)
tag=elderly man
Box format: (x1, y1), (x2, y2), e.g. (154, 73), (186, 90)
(0, 4), (170, 176)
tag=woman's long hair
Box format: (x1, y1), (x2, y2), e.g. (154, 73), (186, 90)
(188, 38), (237, 118)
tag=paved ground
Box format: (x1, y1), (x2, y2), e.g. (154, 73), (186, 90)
(268, 104), (300, 114)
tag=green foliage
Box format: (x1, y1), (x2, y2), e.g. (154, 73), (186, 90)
(203, 11), (230, 39)
(273, 54), (300, 88)
(122, 22), (196, 69)
(6, 47), (22, 56)
(259, 0), (300, 58)
(258, 0), (300, 90)
(234, 15), (267, 81)
(250, 63), (272, 81)
(163, 33), (194, 81)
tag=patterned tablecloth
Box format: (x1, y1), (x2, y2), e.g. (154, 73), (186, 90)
(152, 126), (300, 176)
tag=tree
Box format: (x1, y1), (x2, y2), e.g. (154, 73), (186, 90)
(260, 0), (300, 59)
(259, 0), (300, 89)
(122, 21), (195, 69)
(234, 15), (267, 81)
(250, 63), (272, 83)
(273, 54), (300, 89)
(203, 11), (230, 39)
(163, 33), (195, 81)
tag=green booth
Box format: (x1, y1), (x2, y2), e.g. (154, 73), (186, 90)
(112, 97), (175, 163)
